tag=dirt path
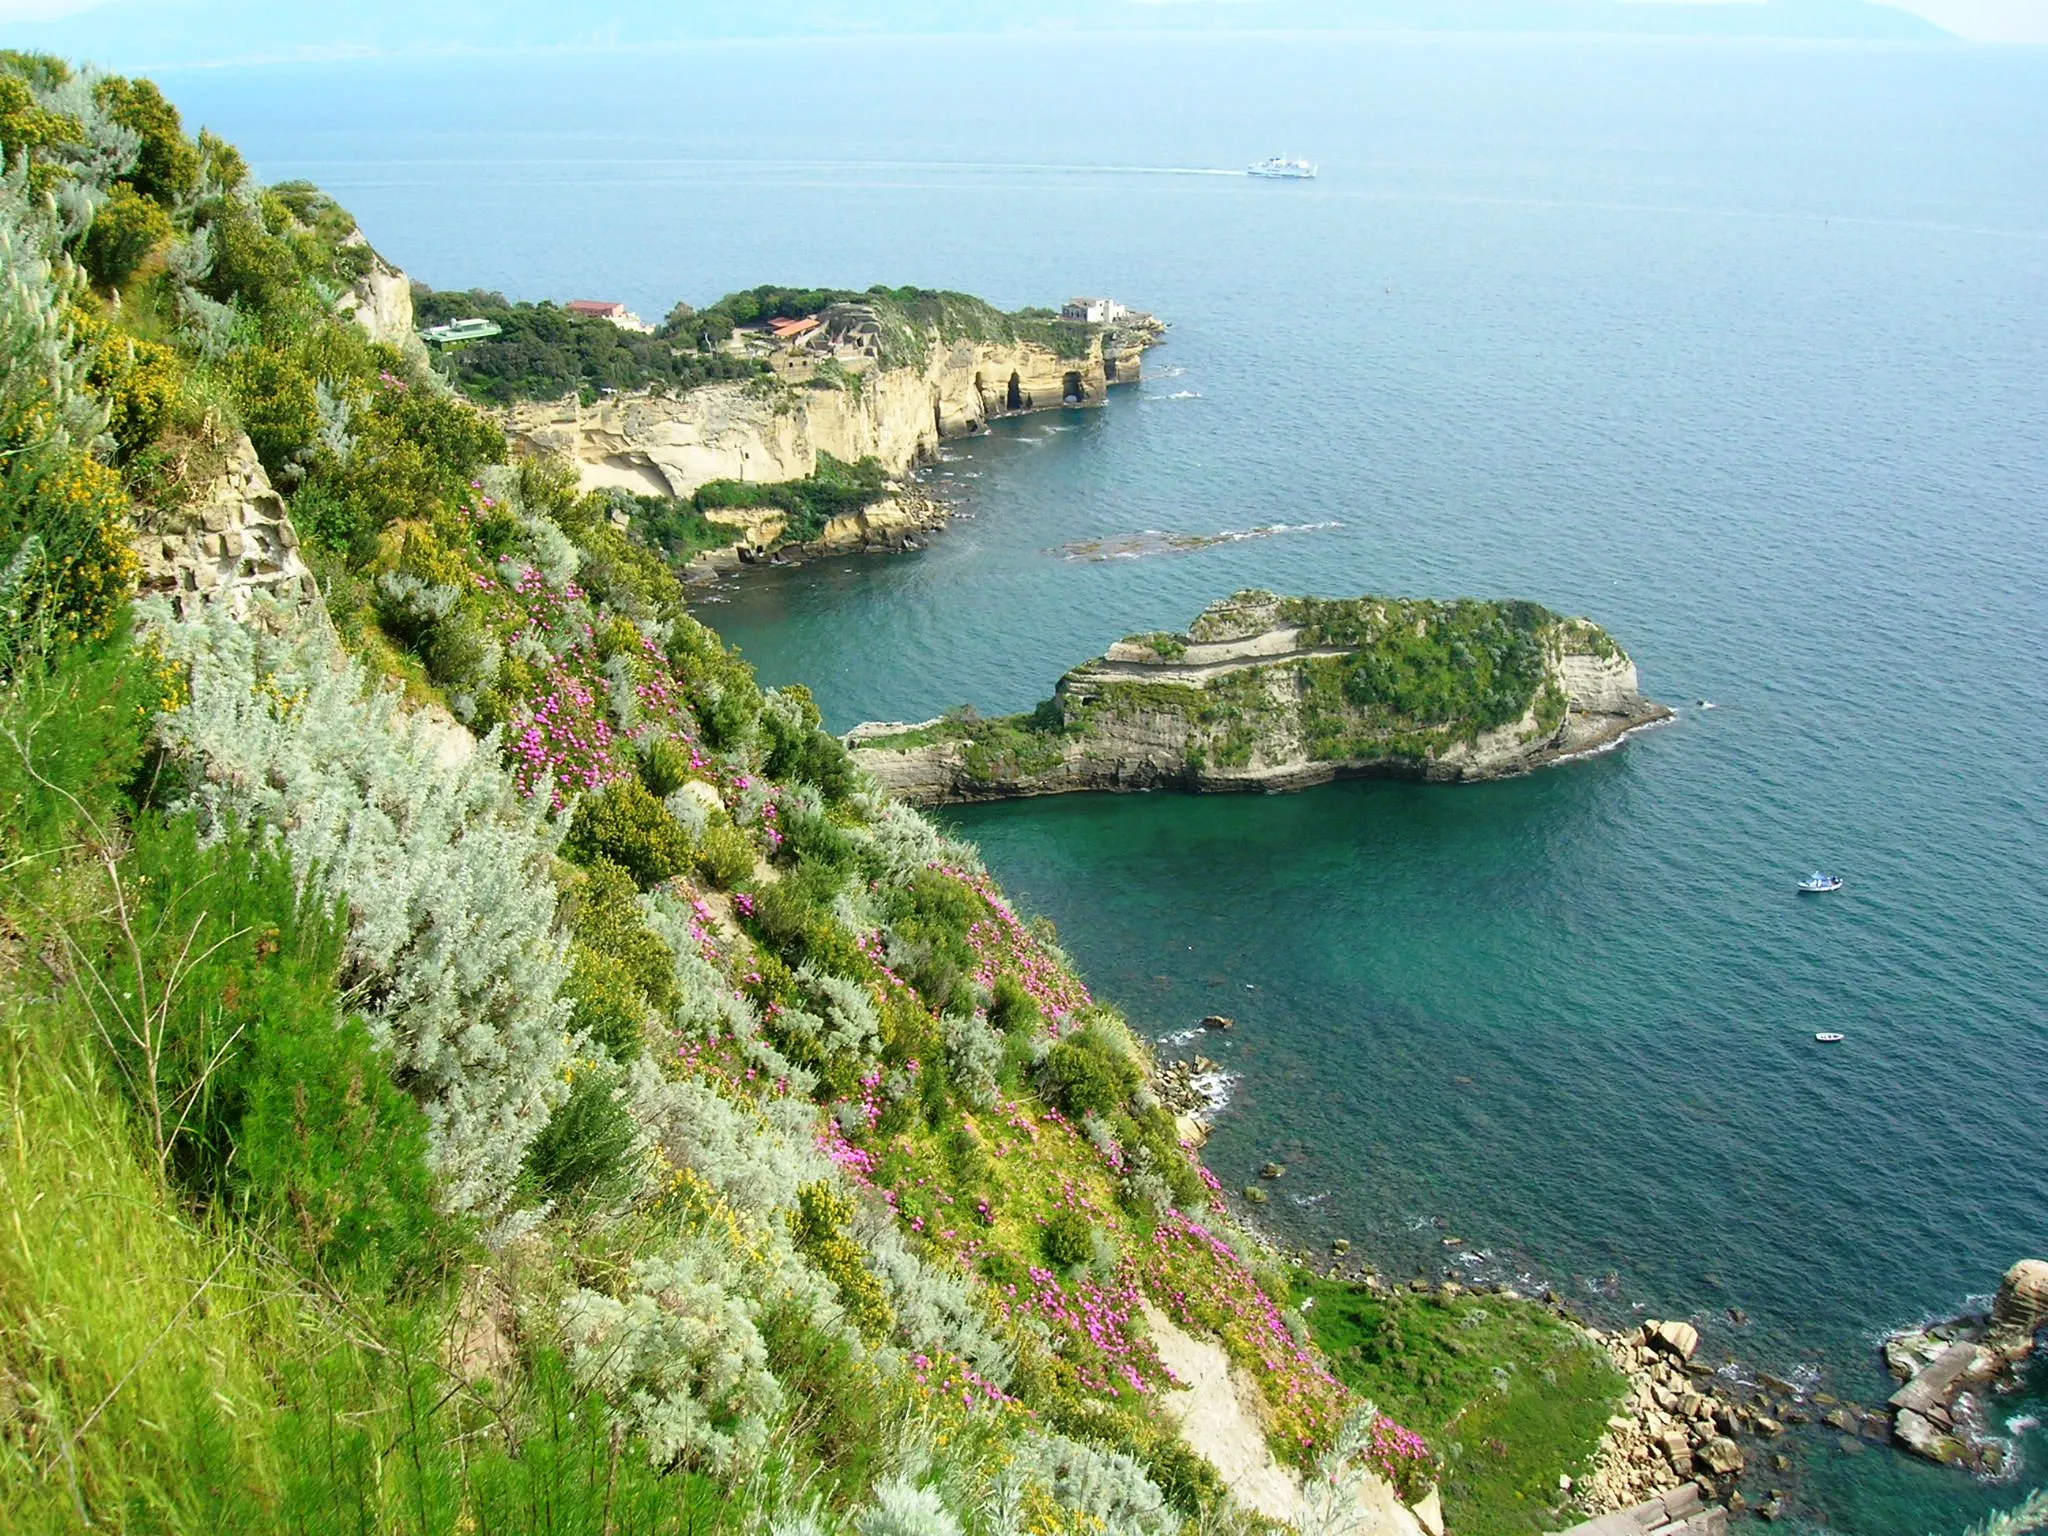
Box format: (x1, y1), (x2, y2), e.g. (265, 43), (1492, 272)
(1142, 1303), (1428, 1536)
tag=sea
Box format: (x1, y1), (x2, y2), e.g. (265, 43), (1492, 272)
(161, 32), (2048, 1532)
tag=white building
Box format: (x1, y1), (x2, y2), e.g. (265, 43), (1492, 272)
(1060, 297), (1129, 325)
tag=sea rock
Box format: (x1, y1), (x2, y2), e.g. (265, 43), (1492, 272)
(1695, 1438), (1744, 1477)
(1893, 1408), (1965, 1464)
(1200, 1014), (1235, 1031)
(1645, 1320), (1702, 1362)
(1994, 1260), (2048, 1339)
(1259, 1163), (1285, 1180)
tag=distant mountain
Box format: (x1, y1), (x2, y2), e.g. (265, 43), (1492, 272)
(8, 0), (1951, 71)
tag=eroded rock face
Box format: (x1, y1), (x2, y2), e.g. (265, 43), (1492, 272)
(334, 233), (420, 353)
(1883, 1258), (2048, 1472)
(496, 327), (1150, 502)
(133, 434), (321, 625)
(1994, 1260), (2048, 1337)
(849, 590), (1671, 806)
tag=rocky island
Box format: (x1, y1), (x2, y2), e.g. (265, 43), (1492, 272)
(848, 589), (1670, 805)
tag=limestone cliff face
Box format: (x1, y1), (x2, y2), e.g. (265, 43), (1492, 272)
(498, 326), (1151, 501)
(849, 590), (1670, 806)
(334, 234), (419, 352)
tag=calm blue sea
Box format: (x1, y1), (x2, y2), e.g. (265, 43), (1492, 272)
(162, 34), (2048, 1531)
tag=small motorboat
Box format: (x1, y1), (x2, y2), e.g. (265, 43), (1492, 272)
(1815, 1032), (1845, 1043)
(1797, 872), (1844, 894)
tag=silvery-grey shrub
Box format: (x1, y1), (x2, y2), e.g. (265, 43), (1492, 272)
(941, 1010), (1002, 1111)
(561, 1241), (783, 1472)
(148, 605), (575, 1217)
(1008, 1431), (1173, 1536)
(854, 1478), (961, 1536)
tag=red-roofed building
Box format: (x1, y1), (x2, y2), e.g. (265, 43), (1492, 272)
(767, 314), (824, 344)
(565, 299), (652, 333)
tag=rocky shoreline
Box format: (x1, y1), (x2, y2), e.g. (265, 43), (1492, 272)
(1151, 1035), (2048, 1529)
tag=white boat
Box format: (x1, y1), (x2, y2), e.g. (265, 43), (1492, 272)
(1248, 155), (1317, 180)
(1796, 872), (1844, 894)
(1815, 1032), (1845, 1043)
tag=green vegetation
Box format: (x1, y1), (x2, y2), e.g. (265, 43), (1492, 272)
(1299, 1278), (1627, 1536)
(857, 698), (1076, 786)
(691, 284), (1098, 371)
(1126, 631), (1188, 661)
(0, 55), (1636, 1536)
(414, 287), (764, 403)
(691, 452), (892, 545)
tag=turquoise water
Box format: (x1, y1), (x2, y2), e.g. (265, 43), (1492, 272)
(169, 35), (2048, 1530)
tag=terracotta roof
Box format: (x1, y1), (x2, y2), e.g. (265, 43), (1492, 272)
(566, 300), (626, 316)
(768, 315), (823, 340)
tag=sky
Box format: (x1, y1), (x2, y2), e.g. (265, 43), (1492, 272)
(1, 0), (2045, 58)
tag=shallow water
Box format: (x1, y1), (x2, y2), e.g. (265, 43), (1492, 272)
(170, 34), (2048, 1530)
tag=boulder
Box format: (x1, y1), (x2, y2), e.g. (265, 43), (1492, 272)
(1199, 1014), (1235, 1031)
(1893, 1408), (1965, 1464)
(1696, 1437), (1745, 1477)
(1645, 1320), (1702, 1361)
(1410, 1486), (1444, 1536)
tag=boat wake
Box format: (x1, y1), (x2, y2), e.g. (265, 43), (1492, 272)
(1055, 520), (1343, 563)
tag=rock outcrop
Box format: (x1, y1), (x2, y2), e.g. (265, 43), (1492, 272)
(335, 233), (417, 350)
(497, 321), (1156, 502)
(848, 590), (1670, 807)
(1881, 1259), (2048, 1471)
(133, 433), (321, 626)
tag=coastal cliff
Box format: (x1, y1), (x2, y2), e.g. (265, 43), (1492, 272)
(848, 589), (1669, 805)
(497, 319), (1157, 502)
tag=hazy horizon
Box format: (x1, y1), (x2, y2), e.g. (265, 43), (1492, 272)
(17, 0), (2048, 74)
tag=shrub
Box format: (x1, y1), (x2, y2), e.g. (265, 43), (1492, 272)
(695, 820), (755, 887)
(940, 1009), (1002, 1110)
(563, 944), (647, 1060)
(151, 608), (576, 1218)
(564, 776), (693, 887)
(1, 175), (138, 666)
(987, 974), (1043, 1039)
(1039, 1031), (1140, 1119)
(523, 1060), (640, 1206)
(639, 734), (692, 797)
(1010, 1430), (1176, 1534)
(85, 327), (182, 462)
(93, 74), (200, 205)
(790, 1181), (893, 1343)
(761, 684), (855, 800)
(1043, 1209), (1095, 1271)
(109, 815), (445, 1294)
(82, 182), (171, 288)
(854, 1478), (961, 1536)
(562, 1243), (783, 1473)
(229, 344), (320, 480)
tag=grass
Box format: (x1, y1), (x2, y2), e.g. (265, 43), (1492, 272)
(1298, 1278), (1626, 1536)
(0, 970), (287, 1528)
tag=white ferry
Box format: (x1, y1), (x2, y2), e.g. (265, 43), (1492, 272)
(1248, 155), (1317, 180)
